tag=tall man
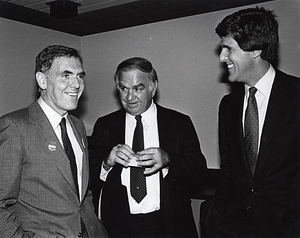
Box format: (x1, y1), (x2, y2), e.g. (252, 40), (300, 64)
(0, 45), (108, 238)
(200, 7), (300, 237)
(89, 57), (207, 238)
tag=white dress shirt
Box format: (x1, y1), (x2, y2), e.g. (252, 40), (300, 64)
(100, 102), (168, 214)
(122, 102), (160, 214)
(38, 97), (83, 200)
(243, 65), (275, 152)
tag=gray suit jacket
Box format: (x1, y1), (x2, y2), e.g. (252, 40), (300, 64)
(0, 101), (107, 238)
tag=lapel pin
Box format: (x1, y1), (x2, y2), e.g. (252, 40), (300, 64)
(48, 142), (57, 151)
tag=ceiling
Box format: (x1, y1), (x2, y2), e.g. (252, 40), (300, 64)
(0, 0), (275, 36)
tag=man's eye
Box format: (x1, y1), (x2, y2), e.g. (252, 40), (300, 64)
(62, 74), (71, 79)
(78, 74), (85, 80)
(119, 85), (127, 91)
(134, 86), (144, 93)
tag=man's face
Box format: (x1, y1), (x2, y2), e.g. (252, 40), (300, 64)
(37, 56), (85, 116)
(116, 69), (157, 116)
(219, 35), (256, 86)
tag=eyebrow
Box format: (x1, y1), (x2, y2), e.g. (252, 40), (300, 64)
(62, 70), (86, 76)
(119, 82), (145, 88)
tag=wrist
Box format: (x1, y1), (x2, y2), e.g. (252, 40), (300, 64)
(103, 160), (112, 171)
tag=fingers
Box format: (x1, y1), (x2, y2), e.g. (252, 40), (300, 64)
(135, 147), (169, 174)
(106, 146), (169, 174)
(106, 144), (134, 167)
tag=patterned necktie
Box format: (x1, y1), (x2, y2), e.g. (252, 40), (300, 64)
(60, 117), (79, 197)
(130, 115), (147, 203)
(244, 87), (259, 176)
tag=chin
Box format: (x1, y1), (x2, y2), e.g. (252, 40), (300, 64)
(228, 75), (237, 82)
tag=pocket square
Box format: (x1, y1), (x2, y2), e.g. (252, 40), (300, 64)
(48, 142), (57, 151)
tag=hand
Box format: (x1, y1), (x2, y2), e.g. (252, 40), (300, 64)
(104, 144), (135, 169)
(136, 147), (170, 175)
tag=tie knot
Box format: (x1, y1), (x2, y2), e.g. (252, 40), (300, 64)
(60, 117), (67, 129)
(135, 115), (142, 122)
(249, 87), (257, 97)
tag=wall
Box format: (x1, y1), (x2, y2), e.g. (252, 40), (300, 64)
(81, 0), (300, 168)
(0, 0), (299, 169)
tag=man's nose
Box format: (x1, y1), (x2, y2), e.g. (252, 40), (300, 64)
(70, 77), (80, 88)
(219, 49), (228, 62)
(126, 89), (136, 100)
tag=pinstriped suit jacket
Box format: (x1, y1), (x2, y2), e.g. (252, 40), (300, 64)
(201, 70), (300, 237)
(0, 101), (107, 238)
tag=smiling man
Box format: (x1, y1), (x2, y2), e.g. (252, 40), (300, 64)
(200, 7), (300, 238)
(0, 45), (108, 238)
(89, 57), (207, 238)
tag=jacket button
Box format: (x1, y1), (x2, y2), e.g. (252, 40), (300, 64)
(251, 188), (256, 194)
(246, 206), (253, 213)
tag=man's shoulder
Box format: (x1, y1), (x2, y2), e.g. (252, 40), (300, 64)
(276, 69), (300, 81)
(99, 108), (125, 120)
(0, 105), (30, 122)
(93, 108), (125, 128)
(272, 70), (300, 98)
(156, 104), (190, 121)
(157, 104), (184, 114)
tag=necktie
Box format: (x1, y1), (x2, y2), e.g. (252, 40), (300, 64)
(244, 87), (259, 176)
(60, 118), (87, 237)
(130, 115), (147, 203)
(60, 117), (79, 197)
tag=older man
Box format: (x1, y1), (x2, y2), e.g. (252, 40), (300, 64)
(89, 57), (207, 238)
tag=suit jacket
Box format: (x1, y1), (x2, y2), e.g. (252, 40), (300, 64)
(201, 70), (300, 237)
(89, 104), (207, 238)
(0, 101), (108, 238)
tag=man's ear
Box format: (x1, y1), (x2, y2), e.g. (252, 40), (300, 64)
(151, 80), (158, 98)
(36, 72), (47, 90)
(253, 50), (262, 59)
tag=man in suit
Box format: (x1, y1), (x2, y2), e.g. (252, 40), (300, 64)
(0, 45), (108, 238)
(200, 7), (300, 237)
(89, 57), (207, 238)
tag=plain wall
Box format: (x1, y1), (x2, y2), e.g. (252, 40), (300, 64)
(0, 0), (299, 168)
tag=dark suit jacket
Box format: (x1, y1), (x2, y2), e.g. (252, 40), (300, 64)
(89, 104), (207, 238)
(0, 101), (108, 238)
(201, 70), (300, 237)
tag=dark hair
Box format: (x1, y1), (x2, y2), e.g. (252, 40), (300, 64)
(215, 7), (278, 62)
(114, 57), (158, 82)
(35, 45), (83, 74)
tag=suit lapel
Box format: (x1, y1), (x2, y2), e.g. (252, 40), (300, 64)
(156, 105), (178, 201)
(255, 72), (286, 177)
(28, 102), (79, 197)
(227, 89), (253, 178)
(156, 105), (175, 153)
(68, 115), (88, 202)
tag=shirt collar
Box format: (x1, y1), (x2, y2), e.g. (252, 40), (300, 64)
(126, 101), (156, 128)
(38, 97), (68, 130)
(245, 64), (275, 98)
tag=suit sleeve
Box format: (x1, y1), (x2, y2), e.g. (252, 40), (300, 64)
(163, 115), (207, 190)
(0, 116), (34, 238)
(88, 118), (111, 212)
(200, 96), (243, 237)
(216, 98), (232, 197)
